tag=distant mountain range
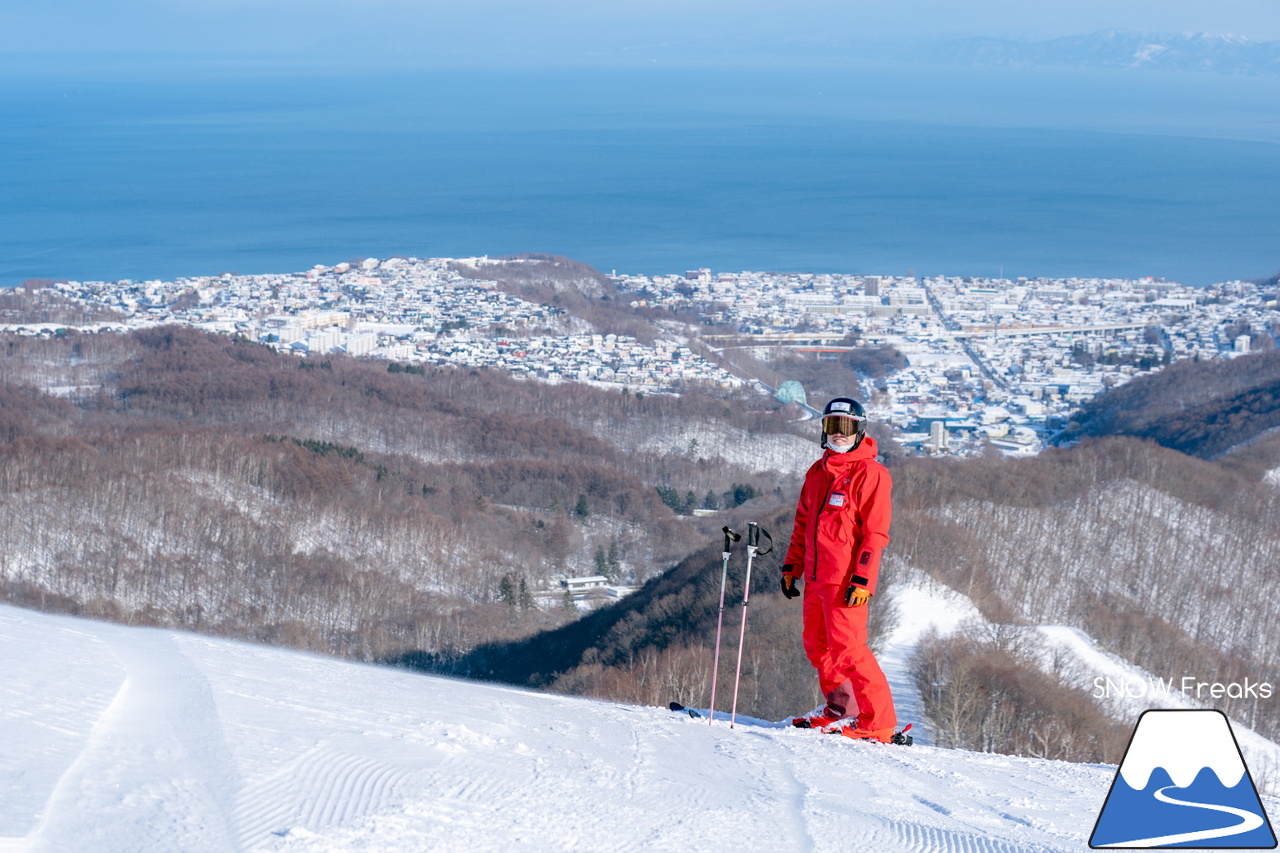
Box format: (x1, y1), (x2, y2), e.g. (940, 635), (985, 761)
(926, 30), (1280, 75)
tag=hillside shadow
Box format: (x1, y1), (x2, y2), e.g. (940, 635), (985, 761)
(391, 509), (793, 690)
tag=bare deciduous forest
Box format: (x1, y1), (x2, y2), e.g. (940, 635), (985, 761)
(1062, 347), (1280, 457)
(0, 327), (799, 661)
(3, 323), (1280, 767)
(895, 436), (1280, 758)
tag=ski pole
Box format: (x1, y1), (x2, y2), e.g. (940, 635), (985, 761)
(730, 522), (771, 728)
(707, 525), (740, 724)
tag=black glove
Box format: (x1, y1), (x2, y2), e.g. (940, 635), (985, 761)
(780, 566), (800, 599)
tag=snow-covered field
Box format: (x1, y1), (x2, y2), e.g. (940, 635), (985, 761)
(5, 602), (1246, 853)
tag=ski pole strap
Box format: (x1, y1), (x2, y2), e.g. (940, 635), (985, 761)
(747, 523), (773, 556)
(722, 526), (740, 553)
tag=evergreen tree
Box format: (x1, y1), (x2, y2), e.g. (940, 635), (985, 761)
(606, 540), (621, 581)
(497, 574), (516, 608)
(574, 494), (590, 520)
(655, 485), (682, 513)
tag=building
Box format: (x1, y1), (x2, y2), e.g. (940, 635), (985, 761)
(930, 420), (949, 451)
(561, 576), (610, 598)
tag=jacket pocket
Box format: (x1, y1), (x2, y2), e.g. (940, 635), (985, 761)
(817, 500), (852, 547)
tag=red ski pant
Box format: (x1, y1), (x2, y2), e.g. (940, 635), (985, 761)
(801, 582), (896, 731)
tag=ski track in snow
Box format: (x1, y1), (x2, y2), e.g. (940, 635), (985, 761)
(232, 746), (427, 850)
(3, 604), (1277, 853)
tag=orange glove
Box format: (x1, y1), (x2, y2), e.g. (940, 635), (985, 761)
(780, 566), (800, 599)
(844, 585), (871, 608)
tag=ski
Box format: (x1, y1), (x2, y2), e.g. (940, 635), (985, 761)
(795, 721), (913, 745)
(670, 700), (910, 744)
(827, 722), (913, 745)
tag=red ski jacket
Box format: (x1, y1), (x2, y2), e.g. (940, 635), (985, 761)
(782, 435), (892, 595)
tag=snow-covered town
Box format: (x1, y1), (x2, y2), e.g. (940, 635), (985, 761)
(6, 257), (1278, 458)
(11, 258), (746, 393)
(619, 267), (1279, 455)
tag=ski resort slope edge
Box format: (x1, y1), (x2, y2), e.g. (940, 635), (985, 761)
(0, 604), (1253, 853)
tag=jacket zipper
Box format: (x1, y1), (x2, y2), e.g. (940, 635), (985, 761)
(811, 459), (867, 582)
(812, 465), (837, 582)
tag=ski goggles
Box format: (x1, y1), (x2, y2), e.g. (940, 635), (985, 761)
(821, 414), (864, 436)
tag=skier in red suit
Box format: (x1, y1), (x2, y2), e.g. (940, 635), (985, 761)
(780, 397), (896, 741)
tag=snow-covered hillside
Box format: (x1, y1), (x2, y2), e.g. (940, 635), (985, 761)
(883, 572), (1280, 789)
(3, 604), (1242, 853)
(626, 420), (815, 476)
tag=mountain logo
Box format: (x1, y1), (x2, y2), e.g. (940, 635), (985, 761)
(1090, 709), (1277, 849)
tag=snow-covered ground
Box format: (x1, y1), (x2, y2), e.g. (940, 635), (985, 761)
(1, 600), (1276, 852)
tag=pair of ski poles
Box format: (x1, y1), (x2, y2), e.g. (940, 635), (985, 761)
(707, 521), (772, 728)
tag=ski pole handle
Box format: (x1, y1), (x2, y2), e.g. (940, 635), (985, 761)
(722, 526), (740, 554)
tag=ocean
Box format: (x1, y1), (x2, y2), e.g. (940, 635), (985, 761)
(2, 57), (1278, 287)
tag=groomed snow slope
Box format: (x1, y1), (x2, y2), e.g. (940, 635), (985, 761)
(0, 605), (1158, 853)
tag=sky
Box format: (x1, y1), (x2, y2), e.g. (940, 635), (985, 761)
(3, 0), (1279, 61)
